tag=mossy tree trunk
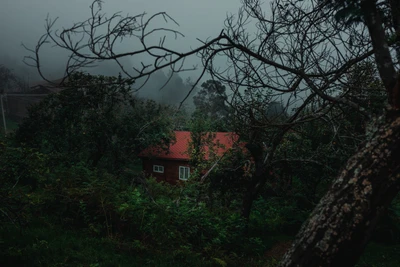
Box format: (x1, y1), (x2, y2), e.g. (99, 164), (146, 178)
(280, 111), (400, 266)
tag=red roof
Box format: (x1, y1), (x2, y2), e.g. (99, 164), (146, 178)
(139, 131), (239, 161)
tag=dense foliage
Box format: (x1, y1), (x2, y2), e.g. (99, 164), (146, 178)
(15, 72), (175, 172)
(193, 80), (232, 131)
(1, 68), (399, 266)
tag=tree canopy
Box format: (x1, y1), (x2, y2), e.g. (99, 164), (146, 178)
(16, 0), (400, 266)
(16, 72), (175, 172)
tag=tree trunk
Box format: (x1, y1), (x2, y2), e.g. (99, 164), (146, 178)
(241, 143), (270, 219)
(279, 110), (400, 267)
(242, 176), (264, 219)
(361, 0), (399, 108)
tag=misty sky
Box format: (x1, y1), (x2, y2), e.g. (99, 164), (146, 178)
(1, 0), (242, 82)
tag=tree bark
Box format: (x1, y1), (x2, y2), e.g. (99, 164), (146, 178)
(241, 172), (268, 219)
(241, 143), (270, 220)
(361, 0), (399, 109)
(279, 110), (400, 267)
(389, 0), (400, 61)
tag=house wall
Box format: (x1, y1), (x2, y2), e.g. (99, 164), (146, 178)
(142, 158), (191, 184)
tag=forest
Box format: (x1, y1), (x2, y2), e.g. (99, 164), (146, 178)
(1, 0), (400, 266)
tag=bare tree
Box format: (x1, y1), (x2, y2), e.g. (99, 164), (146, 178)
(22, 0), (225, 99)
(197, 0), (380, 221)
(26, 0), (400, 265)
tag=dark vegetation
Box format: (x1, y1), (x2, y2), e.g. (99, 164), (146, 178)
(1, 63), (400, 266)
(2, 0), (400, 265)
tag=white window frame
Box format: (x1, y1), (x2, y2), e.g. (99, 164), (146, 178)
(153, 165), (164, 173)
(179, 166), (190, 180)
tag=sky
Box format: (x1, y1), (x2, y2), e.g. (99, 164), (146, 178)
(0, 0), (242, 83)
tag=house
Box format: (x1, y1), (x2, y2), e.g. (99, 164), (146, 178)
(139, 131), (238, 184)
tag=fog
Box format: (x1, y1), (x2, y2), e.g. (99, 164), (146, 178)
(0, 0), (242, 105)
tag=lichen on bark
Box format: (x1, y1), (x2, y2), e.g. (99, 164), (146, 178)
(279, 111), (400, 267)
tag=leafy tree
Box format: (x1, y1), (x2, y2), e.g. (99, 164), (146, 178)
(345, 61), (387, 115)
(266, 101), (286, 118)
(193, 80), (229, 119)
(16, 72), (174, 172)
(187, 110), (215, 172)
(0, 65), (26, 93)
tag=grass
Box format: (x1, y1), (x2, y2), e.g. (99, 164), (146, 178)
(2, 220), (399, 267)
(0, 220), (217, 267)
(1, 224), (139, 266)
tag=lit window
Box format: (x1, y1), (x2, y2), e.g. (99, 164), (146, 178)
(153, 165), (164, 173)
(179, 166), (190, 180)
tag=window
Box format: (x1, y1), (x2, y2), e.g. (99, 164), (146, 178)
(179, 166), (190, 180)
(153, 165), (164, 173)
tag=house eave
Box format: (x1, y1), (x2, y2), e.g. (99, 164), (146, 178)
(139, 156), (190, 162)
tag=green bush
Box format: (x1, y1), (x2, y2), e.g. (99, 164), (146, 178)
(0, 136), (48, 227)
